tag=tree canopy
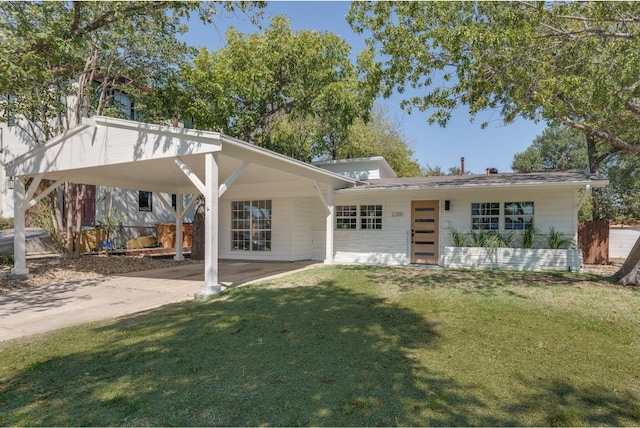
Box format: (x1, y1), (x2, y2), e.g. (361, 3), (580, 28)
(347, 2), (640, 162)
(171, 16), (378, 163)
(512, 126), (588, 172)
(0, 1), (263, 143)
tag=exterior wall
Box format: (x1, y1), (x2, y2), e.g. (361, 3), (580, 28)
(327, 186), (580, 266)
(218, 180), (321, 262)
(95, 187), (183, 227)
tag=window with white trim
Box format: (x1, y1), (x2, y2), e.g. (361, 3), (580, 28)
(504, 202), (534, 230)
(231, 200), (272, 251)
(471, 202), (499, 230)
(335, 204), (383, 230)
(360, 205), (383, 230)
(336, 205), (357, 230)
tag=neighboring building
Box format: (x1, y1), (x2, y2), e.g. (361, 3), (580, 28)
(5, 117), (608, 296)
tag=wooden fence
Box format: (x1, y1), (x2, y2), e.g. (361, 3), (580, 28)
(578, 220), (609, 264)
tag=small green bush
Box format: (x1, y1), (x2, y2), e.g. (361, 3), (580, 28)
(0, 217), (14, 230)
(547, 227), (574, 249)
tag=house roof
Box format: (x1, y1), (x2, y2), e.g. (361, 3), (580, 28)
(313, 156), (398, 179)
(338, 170), (608, 192)
(5, 116), (355, 194)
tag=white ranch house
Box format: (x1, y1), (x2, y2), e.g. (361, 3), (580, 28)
(1, 116), (607, 296)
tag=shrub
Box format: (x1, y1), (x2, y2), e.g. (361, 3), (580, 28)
(0, 217), (13, 230)
(448, 227), (468, 247)
(547, 227), (574, 249)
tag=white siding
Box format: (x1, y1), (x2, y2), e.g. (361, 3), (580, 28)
(331, 186), (580, 266)
(292, 197), (313, 260)
(218, 179), (325, 261)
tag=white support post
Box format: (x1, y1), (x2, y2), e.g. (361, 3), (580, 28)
(197, 152), (221, 297)
(174, 193), (184, 261)
(11, 178), (29, 276)
(325, 188), (334, 264)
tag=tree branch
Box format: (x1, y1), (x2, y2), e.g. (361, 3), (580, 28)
(562, 117), (640, 159)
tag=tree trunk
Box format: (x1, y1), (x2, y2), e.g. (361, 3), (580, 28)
(613, 235), (640, 285)
(190, 194), (205, 260)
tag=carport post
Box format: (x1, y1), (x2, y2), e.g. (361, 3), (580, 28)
(12, 177), (29, 276)
(174, 193), (184, 261)
(325, 188), (334, 264)
(197, 153), (222, 297)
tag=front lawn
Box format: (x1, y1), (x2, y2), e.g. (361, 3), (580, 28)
(0, 266), (638, 426)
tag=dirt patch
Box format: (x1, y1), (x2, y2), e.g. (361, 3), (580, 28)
(0, 254), (199, 292)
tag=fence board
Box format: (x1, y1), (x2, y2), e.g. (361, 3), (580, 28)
(578, 220), (609, 264)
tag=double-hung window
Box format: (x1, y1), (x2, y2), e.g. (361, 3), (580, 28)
(336, 205), (357, 230)
(471, 202), (499, 230)
(360, 205), (383, 230)
(504, 202), (534, 230)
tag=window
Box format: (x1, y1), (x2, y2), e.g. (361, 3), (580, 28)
(505, 202), (534, 230)
(471, 202), (499, 230)
(138, 191), (152, 212)
(360, 205), (383, 230)
(231, 200), (272, 251)
(335, 204), (383, 230)
(336, 205), (357, 229)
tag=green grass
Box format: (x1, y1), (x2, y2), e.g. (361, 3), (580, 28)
(1, 266), (639, 426)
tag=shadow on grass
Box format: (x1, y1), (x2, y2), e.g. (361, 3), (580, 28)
(360, 265), (620, 297)
(507, 376), (640, 427)
(0, 282), (484, 426)
(1, 271), (638, 426)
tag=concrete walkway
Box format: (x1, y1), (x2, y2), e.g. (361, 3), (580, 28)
(0, 260), (318, 343)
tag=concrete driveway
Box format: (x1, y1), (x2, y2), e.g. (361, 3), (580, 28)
(0, 260), (318, 343)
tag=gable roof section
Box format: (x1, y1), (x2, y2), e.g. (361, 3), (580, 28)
(5, 116), (355, 194)
(338, 170), (608, 193)
(313, 156), (398, 179)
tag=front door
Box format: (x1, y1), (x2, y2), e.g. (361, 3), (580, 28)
(411, 200), (439, 264)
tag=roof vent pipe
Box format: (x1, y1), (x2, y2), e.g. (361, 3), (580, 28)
(460, 157), (465, 175)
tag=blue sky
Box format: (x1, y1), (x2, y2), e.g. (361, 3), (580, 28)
(180, 1), (548, 174)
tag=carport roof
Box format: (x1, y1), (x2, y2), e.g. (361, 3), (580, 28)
(5, 116), (355, 194)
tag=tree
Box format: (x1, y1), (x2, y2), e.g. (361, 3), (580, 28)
(0, 1), (263, 258)
(347, 1), (640, 284)
(512, 126), (588, 172)
(337, 105), (422, 177)
(172, 16), (377, 258)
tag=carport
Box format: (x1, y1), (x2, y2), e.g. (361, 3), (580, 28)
(4, 116), (353, 297)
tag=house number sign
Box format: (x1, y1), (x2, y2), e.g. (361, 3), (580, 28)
(391, 211), (404, 217)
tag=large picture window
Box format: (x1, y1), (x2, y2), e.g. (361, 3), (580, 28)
(504, 202), (534, 230)
(231, 200), (272, 251)
(471, 202), (499, 230)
